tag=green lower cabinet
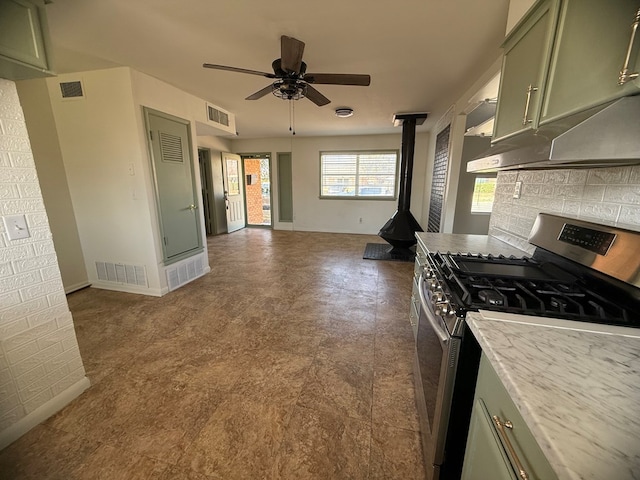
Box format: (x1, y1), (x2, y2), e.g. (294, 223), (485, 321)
(461, 354), (559, 480)
(461, 399), (519, 480)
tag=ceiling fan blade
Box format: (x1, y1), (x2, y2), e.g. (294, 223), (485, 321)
(245, 84), (274, 100)
(305, 85), (331, 106)
(203, 63), (276, 78)
(304, 73), (371, 86)
(280, 36), (305, 74)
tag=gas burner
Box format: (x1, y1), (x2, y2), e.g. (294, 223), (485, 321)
(426, 250), (637, 328)
(478, 290), (504, 306)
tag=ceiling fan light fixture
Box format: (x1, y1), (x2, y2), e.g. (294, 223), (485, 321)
(272, 81), (307, 101)
(335, 107), (354, 118)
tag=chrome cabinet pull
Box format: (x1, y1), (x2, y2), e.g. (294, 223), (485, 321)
(492, 415), (530, 480)
(619, 8), (640, 85)
(522, 84), (538, 125)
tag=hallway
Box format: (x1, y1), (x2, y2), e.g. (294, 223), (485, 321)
(0, 229), (425, 479)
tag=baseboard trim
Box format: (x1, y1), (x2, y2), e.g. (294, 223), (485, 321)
(0, 376), (91, 451)
(64, 281), (91, 294)
(90, 281), (163, 297)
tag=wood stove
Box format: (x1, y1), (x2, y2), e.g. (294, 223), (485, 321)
(378, 112), (427, 250)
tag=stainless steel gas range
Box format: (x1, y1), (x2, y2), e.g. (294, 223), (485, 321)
(412, 213), (640, 480)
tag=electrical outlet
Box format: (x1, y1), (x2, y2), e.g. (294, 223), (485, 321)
(3, 214), (30, 240)
(513, 181), (523, 199)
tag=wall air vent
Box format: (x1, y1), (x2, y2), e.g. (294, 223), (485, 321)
(59, 81), (84, 99)
(166, 256), (204, 291)
(96, 261), (148, 287)
(207, 105), (230, 126)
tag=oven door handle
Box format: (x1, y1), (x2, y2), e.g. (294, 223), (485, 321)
(418, 270), (450, 345)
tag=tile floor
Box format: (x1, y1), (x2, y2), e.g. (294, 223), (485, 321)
(0, 229), (426, 479)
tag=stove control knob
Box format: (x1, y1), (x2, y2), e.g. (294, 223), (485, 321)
(435, 300), (449, 314)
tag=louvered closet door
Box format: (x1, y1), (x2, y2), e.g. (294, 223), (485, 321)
(147, 109), (202, 261)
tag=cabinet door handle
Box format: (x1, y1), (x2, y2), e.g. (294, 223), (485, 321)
(522, 84), (538, 125)
(492, 415), (530, 480)
(619, 8), (640, 85)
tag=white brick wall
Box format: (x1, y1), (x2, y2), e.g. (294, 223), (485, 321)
(0, 79), (87, 437)
(489, 165), (640, 252)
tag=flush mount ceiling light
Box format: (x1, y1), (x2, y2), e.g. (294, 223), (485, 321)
(335, 107), (354, 118)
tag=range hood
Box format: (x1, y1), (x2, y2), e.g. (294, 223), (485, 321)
(467, 95), (640, 173)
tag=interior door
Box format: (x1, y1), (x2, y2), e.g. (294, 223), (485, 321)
(146, 108), (202, 262)
(198, 149), (213, 235)
(221, 152), (245, 233)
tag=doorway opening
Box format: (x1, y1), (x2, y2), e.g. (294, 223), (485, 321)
(241, 154), (272, 227)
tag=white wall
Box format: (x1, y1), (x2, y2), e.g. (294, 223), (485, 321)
(232, 133), (429, 235)
(37, 67), (234, 295)
(0, 78), (89, 450)
(506, 0), (537, 34)
(16, 79), (89, 294)
(45, 68), (164, 294)
(452, 136), (493, 234)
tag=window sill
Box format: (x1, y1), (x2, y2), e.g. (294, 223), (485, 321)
(319, 196), (397, 201)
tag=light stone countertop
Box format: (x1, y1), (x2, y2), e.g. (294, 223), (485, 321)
(466, 312), (640, 480)
(415, 232), (528, 257)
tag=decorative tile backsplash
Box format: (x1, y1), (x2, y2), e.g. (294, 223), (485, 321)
(489, 165), (640, 253)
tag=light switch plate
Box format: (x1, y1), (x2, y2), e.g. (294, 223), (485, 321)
(3, 214), (31, 240)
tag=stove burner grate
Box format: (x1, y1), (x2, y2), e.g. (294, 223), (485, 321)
(430, 252), (633, 327)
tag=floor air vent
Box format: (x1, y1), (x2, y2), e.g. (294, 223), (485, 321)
(96, 261), (148, 287)
(59, 81), (84, 98)
(166, 256), (204, 291)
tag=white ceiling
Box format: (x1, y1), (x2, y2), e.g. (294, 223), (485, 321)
(45, 0), (509, 138)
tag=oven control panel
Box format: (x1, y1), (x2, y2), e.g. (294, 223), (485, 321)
(558, 223), (616, 256)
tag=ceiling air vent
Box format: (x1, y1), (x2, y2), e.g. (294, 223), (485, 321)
(207, 105), (229, 126)
(59, 81), (84, 99)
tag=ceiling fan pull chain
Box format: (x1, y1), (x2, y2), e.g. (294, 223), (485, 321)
(288, 100), (296, 135)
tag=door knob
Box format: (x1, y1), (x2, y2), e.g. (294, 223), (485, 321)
(188, 204), (197, 211)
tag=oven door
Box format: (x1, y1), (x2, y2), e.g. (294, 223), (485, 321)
(415, 271), (461, 480)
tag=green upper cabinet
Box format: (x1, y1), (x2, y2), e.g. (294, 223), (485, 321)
(493, 0), (559, 142)
(493, 0), (640, 143)
(0, 0), (54, 80)
(540, 0), (640, 123)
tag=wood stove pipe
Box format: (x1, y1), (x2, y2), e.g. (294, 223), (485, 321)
(377, 112), (427, 250)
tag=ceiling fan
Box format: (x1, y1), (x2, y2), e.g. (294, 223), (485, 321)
(203, 35), (371, 107)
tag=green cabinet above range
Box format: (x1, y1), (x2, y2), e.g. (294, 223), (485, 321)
(493, 0), (640, 143)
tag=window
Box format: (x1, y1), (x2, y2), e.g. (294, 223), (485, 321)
(320, 151), (398, 199)
(471, 177), (497, 213)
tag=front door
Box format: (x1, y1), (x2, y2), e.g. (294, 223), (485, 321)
(145, 108), (202, 262)
(242, 155), (271, 227)
(221, 152), (245, 233)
